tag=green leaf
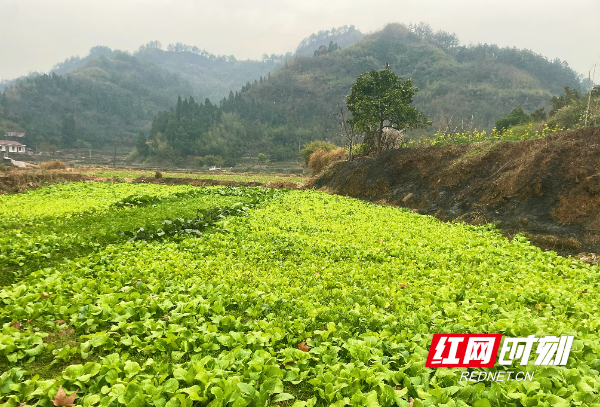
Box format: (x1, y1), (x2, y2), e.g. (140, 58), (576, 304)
(545, 395), (568, 407)
(83, 394), (101, 407)
(63, 364), (84, 381)
(260, 378), (283, 395)
(237, 383), (256, 395)
(163, 378), (179, 394)
(24, 344), (45, 356)
(124, 361), (141, 378)
(273, 393), (295, 402)
(90, 334), (109, 347)
(180, 386), (202, 401)
(164, 397), (180, 407)
(473, 399), (491, 407)
(211, 386), (224, 400)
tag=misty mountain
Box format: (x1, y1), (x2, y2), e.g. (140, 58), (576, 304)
(0, 23), (583, 153)
(0, 52), (192, 146)
(218, 23), (582, 132)
(143, 23), (583, 164)
(134, 44), (289, 103)
(0, 43), (287, 146)
(295, 25), (365, 56)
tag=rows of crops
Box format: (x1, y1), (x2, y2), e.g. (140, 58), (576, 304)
(1, 183), (599, 406)
(0, 183), (258, 287)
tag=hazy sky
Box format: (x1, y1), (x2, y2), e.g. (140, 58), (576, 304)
(1, 0), (599, 82)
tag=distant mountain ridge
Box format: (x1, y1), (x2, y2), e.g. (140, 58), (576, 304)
(141, 23), (584, 165)
(0, 23), (584, 153)
(295, 25), (365, 56)
(221, 23), (582, 133)
(1, 42), (289, 103)
(0, 41), (288, 146)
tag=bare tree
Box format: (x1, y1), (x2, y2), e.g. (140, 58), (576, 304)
(335, 103), (361, 160)
(584, 64), (598, 127)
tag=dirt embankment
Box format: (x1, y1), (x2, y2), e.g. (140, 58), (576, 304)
(0, 169), (303, 194)
(0, 170), (93, 194)
(131, 177), (302, 190)
(311, 127), (600, 257)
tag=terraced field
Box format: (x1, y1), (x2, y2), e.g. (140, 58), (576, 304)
(0, 183), (599, 406)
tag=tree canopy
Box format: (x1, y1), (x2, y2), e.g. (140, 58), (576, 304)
(347, 64), (431, 153)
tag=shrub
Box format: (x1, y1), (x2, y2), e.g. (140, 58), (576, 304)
(548, 103), (588, 129)
(258, 153), (267, 163)
(495, 107), (531, 134)
(223, 157), (238, 167)
(203, 155), (224, 167)
(308, 147), (346, 174)
(39, 160), (67, 170)
(180, 155), (199, 168)
(301, 140), (336, 165)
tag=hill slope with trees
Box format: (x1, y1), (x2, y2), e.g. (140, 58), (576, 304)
(0, 43), (287, 148)
(0, 23), (584, 157)
(295, 25), (365, 56)
(0, 52), (192, 148)
(227, 23), (582, 132)
(144, 23), (583, 164)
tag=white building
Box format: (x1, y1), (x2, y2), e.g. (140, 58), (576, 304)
(0, 140), (26, 154)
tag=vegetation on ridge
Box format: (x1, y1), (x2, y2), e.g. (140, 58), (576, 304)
(0, 22), (588, 170)
(143, 23), (583, 165)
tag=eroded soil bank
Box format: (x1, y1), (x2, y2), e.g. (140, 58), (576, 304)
(311, 127), (600, 258)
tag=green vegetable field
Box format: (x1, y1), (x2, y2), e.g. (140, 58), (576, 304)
(0, 183), (599, 406)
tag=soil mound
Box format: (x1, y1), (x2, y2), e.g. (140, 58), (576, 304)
(133, 177), (303, 190)
(311, 127), (600, 256)
(0, 170), (91, 194)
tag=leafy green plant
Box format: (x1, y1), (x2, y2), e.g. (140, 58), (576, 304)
(0, 187), (599, 406)
(121, 187), (281, 241)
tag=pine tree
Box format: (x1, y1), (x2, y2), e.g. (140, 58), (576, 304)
(176, 96), (183, 121)
(181, 98), (190, 119)
(136, 131), (149, 156)
(61, 114), (77, 147)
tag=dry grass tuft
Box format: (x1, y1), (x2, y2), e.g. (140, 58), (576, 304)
(39, 160), (68, 170)
(308, 148), (347, 175)
(523, 233), (582, 252)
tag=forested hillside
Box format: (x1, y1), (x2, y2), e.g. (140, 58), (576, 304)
(0, 23), (584, 157)
(146, 23), (583, 164)
(0, 52), (192, 147)
(0, 43), (286, 148)
(295, 25), (365, 56)
(228, 23), (582, 132)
